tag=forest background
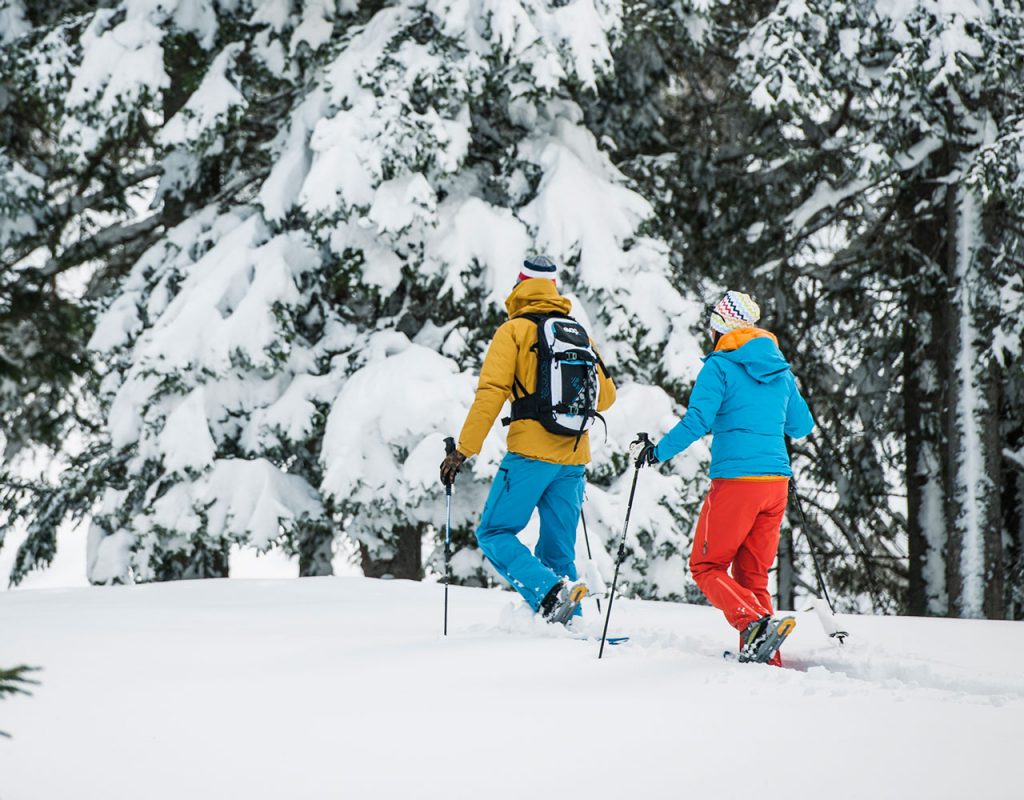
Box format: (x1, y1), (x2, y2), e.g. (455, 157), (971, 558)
(1, 0), (1022, 620)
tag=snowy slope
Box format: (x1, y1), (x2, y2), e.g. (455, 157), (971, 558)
(1, 577), (1021, 800)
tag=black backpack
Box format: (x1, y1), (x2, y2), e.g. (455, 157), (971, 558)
(502, 312), (610, 449)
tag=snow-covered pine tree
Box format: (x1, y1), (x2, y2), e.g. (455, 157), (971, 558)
(303, 1), (711, 596)
(5, 1), (711, 601)
(584, 0), (873, 609)
(0, 1), (122, 464)
(2, 0), (336, 582)
(587, 0), (1024, 617)
(292, 0), (711, 597)
(730, 0), (1024, 616)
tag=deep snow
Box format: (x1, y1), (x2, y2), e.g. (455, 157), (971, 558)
(2, 576), (1022, 800)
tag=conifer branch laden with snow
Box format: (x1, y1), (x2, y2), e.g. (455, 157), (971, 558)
(2, 0), (711, 601)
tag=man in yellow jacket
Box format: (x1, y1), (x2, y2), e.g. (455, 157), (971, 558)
(439, 256), (616, 624)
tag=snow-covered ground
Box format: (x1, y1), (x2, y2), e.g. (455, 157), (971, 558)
(2, 576), (1022, 800)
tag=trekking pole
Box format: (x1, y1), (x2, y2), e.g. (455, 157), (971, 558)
(599, 432), (650, 659)
(443, 436), (456, 636)
(579, 506), (601, 614)
(789, 482), (848, 644)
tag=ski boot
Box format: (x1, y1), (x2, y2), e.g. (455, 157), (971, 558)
(540, 579), (589, 626)
(739, 615), (796, 664)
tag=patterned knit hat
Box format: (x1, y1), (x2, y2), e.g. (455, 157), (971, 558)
(518, 254), (558, 283)
(709, 290), (760, 333)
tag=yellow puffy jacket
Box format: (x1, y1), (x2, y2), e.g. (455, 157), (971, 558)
(457, 279), (616, 465)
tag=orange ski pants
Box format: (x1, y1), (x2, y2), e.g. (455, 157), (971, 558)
(689, 478), (789, 631)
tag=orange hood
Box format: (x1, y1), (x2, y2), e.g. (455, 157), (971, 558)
(715, 327), (778, 352)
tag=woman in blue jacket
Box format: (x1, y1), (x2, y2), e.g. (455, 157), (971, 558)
(632, 291), (814, 663)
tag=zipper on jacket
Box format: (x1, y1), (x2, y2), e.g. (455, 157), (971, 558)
(701, 488), (713, 555)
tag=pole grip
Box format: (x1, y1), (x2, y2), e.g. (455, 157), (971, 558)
(443, 436), (456, 496)
(630, 432), (651, 470)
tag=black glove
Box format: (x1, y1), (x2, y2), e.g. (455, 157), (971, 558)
(629, 438), (659, 468)
(440, 449), (466, 486)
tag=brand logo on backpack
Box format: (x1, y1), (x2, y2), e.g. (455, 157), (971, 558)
(502, 313), (608, 450)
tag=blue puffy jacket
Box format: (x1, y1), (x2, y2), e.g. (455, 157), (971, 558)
(654, 329), (814, 478)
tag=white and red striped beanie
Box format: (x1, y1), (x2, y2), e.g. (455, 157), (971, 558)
(710, 290), (760, 333)
(518, 254), (558, 283)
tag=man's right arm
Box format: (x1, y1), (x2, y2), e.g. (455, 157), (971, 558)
(457, 323), (517, 457)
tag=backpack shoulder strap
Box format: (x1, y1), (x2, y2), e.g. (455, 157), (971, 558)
(512, 311), (573, 323)
(501, 313), (564, 427)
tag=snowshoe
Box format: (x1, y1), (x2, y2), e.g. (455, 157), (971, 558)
(738, 615), (796, 664)
(540, 579), (589, 626)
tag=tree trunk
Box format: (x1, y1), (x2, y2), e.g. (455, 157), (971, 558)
(980, 363), (1005, 618)
(359, 524), (423, 580)
(1005, 461), (1024, 620)
(298, 522), (335, 577)
(1001, 373), (1024, 619)
(944, 188), (1004, 618)
(162, 32), (211, 227)
(903, 179), (951, 616)
(776, 525), (795, 611)
(179, 537), (230, 580)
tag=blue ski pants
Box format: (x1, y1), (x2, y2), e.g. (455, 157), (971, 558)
(475, 452), (585, 611)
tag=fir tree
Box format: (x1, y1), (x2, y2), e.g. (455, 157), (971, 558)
(4, 1), (711, 602)
(729, 0), (1024, 616)
(588, 0), (1024, 616)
